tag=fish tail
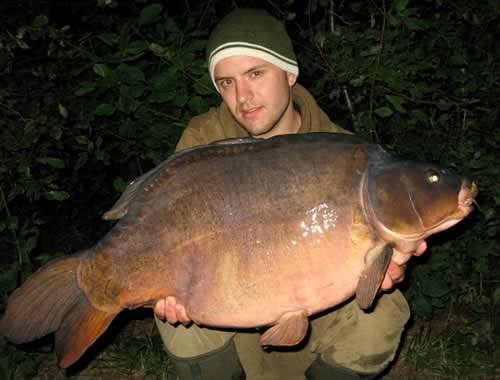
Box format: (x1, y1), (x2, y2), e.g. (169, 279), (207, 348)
(0, 252), (118, 368)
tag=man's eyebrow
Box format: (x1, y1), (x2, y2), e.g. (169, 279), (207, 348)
(243, 64), (269, 75)
(214, 74), (231, 82)
(214, 64), (270, 82)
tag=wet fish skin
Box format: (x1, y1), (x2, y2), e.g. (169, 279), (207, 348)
(0, 133), (478, 368)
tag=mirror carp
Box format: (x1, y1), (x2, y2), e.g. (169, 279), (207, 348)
(0, 133), (478, 368)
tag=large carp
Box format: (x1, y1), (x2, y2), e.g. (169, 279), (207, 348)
(0, 133), (477, 368)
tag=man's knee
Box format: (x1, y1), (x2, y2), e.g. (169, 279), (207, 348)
(314, 291), (410, 374)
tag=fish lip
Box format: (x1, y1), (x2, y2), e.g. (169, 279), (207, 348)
(458, 181), (478, 210)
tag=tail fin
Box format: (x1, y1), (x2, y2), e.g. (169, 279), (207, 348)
(0, 254), (118, 368)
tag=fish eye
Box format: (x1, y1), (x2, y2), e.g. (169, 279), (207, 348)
(427, 170), (440, 184)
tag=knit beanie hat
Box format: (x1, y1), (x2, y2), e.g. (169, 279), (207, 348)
(207, 8), (299, 89)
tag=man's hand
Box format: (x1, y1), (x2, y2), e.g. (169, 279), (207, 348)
(380, 241), (427, 290)
(154, 296), (191, 325)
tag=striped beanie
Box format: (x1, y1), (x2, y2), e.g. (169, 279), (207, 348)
(207, 8), (299, 89)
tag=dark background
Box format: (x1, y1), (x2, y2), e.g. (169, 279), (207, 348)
(0, 0), (498, 378)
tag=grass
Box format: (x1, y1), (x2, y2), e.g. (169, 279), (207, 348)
(388, 307), (499, 380)
(404, 325), (496, 377)
(1, 308), (498, 379)
(104, 331), (175, 379)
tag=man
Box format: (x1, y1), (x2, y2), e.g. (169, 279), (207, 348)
(154, 8), (426, 380)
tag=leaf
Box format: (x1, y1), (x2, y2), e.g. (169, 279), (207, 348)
(385, 95), (406, 113)
(188, 96), (206, 113)
(493, 286), (500, 305)
(117, 96), (139, 114)
(93, 63), (110, 78)
(74, 82), (96, 96)
(149, 43), (169, 58)
(0, 267), (19, 295)
(98, 32), (119, 46)
(194, 77), (216, 96)
(44, 190), (70, 201)
(21, 235), (38, 256)
(75, 152), (88, 170)
(412, 296), (433, 317)
(36, 157), (65, 168)
(32, 15), (49, 29)
(113, 177), (127, 193)
(379, 68), (406, 90)
(16, 39), (30, 49)
(149, 89), (174, 103)
(125, 40), (148, 55)
(76, 135), (90, 145)
(116, 63), (145, 84)
(387, 14), (400, 27)
(394, 0), (409, 13)
(138, 4), (163, 25)
(360, 45), (381, 57)
(35, 253), (62, 266)
(94, 103), (116, 116)
(121, 83), (145, 98)
(422, 278), (450, 298)
(58, 103), (69, 119)
(405, 18), (427, 31)
(50, 125), (62, 140)
(315, 32), (326, 49)
(174, 94), (188, 107)
(374, 107), (393, 118)
(7, 216), (19, 230)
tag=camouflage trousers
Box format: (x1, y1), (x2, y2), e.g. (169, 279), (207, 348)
(155, 290), (410, 379)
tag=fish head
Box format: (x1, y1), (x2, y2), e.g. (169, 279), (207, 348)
(363, 159), (478, 254)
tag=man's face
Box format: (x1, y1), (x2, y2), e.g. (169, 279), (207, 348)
(213, 56), (298, 138)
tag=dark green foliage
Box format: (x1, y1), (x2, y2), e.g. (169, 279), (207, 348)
(0, 0), (498, 376)
(0, 1), (220, 292)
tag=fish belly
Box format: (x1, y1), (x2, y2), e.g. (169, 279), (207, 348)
(171, 223), (366, 328)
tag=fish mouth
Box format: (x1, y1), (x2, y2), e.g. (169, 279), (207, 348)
(458, 180), (479, 213)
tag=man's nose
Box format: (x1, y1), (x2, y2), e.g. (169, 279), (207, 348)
(236, 81), (253, 104)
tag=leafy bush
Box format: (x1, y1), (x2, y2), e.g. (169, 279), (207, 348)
(0, 2), (220, 297)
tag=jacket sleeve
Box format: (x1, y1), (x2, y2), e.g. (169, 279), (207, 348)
(319, 110), (352, 135)
(175, 110), (221, 152)
(175, 126), (207, 152)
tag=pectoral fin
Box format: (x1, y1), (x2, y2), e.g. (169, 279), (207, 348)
(259, 310), (309, 346)
(356, 243), (393, 310)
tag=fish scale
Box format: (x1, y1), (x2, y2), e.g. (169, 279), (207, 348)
(0, 132), (477, 368)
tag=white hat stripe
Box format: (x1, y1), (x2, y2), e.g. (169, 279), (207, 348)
(209, 46), (299, 91)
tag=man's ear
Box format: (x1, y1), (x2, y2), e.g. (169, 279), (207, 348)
(287, 72), (298, 86)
